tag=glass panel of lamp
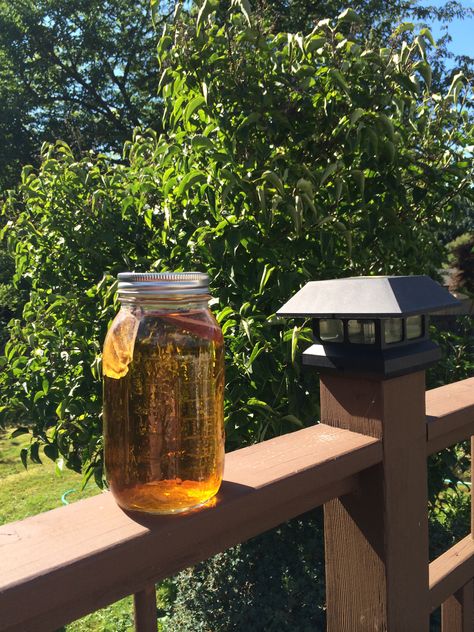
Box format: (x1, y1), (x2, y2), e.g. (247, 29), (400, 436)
(347, 319), (376, 344)
(384, 318), (403, 344)
(319, 319), (344, 342)
(406, 315), (423, 339)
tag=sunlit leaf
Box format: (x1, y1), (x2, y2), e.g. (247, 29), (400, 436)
(184, 96), (206, 126)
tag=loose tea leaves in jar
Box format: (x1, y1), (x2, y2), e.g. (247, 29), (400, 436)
(103, 272), (225, 514)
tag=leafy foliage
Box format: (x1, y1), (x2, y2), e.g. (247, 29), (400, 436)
(0, 0), (473, 192)
(426, 317), (473, 528)
(1, 5), (473, 486)
(430, 483), (471, 562)
(446, 233), (474, 296)
(0, 248), (23, 349)
(253, 0), (474, 56)
(163, 508), (325, 632)
(429, 317), (474, 390)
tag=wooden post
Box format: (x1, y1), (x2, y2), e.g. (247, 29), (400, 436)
(134, 584), (157, 632)
(441, 581), (474, 631)
(322, 371), (430, 632)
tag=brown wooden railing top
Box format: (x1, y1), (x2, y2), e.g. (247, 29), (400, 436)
(0, 423), (381, 632)
(426, 377), (474, 454)
(429, 535), (474, 613)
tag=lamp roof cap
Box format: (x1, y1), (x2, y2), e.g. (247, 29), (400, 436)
(276, 275), (460, 318)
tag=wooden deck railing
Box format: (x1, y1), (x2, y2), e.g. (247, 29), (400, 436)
(1, 375), (473, 632)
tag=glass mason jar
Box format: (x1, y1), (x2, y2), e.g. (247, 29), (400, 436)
(102, 272), (225, 514)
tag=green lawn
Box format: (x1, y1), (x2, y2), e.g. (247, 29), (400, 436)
(0, 432), (99, 524)
(0, 432), (166, 632)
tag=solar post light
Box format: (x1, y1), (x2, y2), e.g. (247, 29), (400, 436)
(277, 276), (460, 378)
(277, 275), (461, 630)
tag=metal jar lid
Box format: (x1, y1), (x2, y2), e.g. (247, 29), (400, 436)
(117, 272), (210, 298)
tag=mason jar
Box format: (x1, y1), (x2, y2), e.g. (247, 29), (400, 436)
(102, 272), (225, 514)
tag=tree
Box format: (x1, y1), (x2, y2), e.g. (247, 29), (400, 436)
(1, 4), (472, 482)
(0, 55), (37, 193)
(0, 0), (179, 191)
(253, 0), (474, 41)
(0, 0), (472, 192)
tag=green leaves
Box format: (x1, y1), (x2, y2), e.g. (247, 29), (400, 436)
(328, 68), (349, 93)
(10, 427), (29, 438)
(419, 28), (436, 48)
(414, 61), (432, 88)
(176, 170), (208, 197)
(448, 72), (465, 104)
(378, 114), (394, 140)
(320, 163), (338, 186)
(1, 6), (472, 484)
(337, 8), (363, 24)
(197, 0), (214, 35)
(350, 108), (365, 126)
(351, 169), (365, 197)
(258, 264), (275, 295)
(291, 326), (299, 365)
(150, 0), (161, 28)
(393, 22), (415, 36)
(191, 135), (215, 151)
(184, 96), (206, 126)
(296, 178), (313, 197)
(306, 35), (326, 53)
(261, 171), (285, 195)
(231, 0), (252, 26)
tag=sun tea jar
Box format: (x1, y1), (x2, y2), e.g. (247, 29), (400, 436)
(102, 272), (225, 514)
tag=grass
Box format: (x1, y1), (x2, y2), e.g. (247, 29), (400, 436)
(0, 432), (99, 524)
(0, 431), (167, 631)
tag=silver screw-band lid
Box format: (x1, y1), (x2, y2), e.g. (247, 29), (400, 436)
(117, 272), (210, 297)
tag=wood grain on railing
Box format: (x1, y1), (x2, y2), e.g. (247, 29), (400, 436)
(134, 584), (158, 632)
(322, 372), (430, 632)
(429, 536), (474, 612)
(441, 580), (474, 632)
(0, 423), (381, 632)
(426, 378), (474, 454)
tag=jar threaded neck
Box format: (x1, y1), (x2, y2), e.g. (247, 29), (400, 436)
(117, 271), (210, 299)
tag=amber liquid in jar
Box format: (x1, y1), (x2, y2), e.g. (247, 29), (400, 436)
(103, 301), (224, 514)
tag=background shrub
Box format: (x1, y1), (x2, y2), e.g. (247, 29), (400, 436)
(0, 248), (21, 349)
(447, 233), (474, 297)
(1, 5), (472, 481)
(163, 508), (325, 632)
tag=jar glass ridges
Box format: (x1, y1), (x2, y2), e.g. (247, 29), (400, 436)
(102, 272), (225, 514)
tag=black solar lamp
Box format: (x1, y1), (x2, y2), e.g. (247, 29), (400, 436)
(277, 276), (460, 377)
